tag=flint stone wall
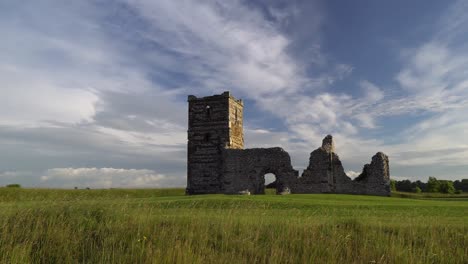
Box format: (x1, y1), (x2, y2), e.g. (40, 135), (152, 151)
(220, 135), (391, 196)
(353, 152), (391, 196)
(291, 135), (390, 196)
(222, 147), (298, 194)
(186, 92), (244, 195)
(186, 92), (391, 196)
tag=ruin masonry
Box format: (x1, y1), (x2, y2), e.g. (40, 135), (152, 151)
(186, 92), (391, 196)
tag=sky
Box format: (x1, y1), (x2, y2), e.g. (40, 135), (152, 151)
(1, 0), (468, 188)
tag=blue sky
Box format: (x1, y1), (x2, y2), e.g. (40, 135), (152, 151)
(1, 0), (468, 188)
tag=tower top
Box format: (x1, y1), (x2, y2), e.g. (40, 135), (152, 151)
(188, 91), (243, 105)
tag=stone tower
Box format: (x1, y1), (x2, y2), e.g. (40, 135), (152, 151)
(186, 91), (244, 194)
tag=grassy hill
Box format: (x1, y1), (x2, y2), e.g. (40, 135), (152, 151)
(0, 188), (466, 263)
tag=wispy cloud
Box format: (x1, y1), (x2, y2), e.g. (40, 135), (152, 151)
(122, 0), (314, 99)
(380, 0), (468, 170)
(0, 0), (189, 186)
(1, 0), (468, 187)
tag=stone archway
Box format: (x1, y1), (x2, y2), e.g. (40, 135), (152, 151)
(222, 147), (299, 195)
(249, 167), (292, 195)
(252, 170), (277, 195)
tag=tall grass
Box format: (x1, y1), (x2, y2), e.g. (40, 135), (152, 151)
(0, 188), (466, 263)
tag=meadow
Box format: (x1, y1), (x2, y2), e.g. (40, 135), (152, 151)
(0, 188), (466, 264)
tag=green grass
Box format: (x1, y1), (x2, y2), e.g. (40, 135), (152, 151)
(0, 188), (466, 263)
(391, 191), (468, 200)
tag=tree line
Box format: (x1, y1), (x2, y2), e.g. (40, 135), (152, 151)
(391, 177), (467, 194)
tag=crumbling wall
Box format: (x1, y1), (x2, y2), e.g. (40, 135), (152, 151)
(222, 147), (298, 194)
(291, 135), (390, 196)
(188, 131), (390, 196)
(353, 152), (391, 196)
(292, 135), (353, 193)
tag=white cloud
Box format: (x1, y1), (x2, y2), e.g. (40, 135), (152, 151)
(0, 0), (189, 185)
(0, 70), (99, 126)
(268, 6), (299, 25)
(354, 113), (376, 129)
(117, 0), (468, 182)
(40, 168), (168, 188)
(2, 0), (468, 187)
(386, 109), (468, 167)
(360, 80), (384, 102)
(396, 43), (468, 96)
(0, 1), (159, 127)
(95, 126), (185, 149)
(346, 170), (360, 179)
(123, 0), (310, 99)
(389, 175), (409, 181)
(0, 170), (35, 186)
(117, 0), (364, 167)
(378, 0), (468, 170)
(0, 171), (33, 179)
(434, 0), (468, 42)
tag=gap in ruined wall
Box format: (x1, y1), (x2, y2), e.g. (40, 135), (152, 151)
(317, 137), (377, 182)
(345, 165), (362, 180)
(264, 173), (276, 186)
(294, 161), (310, 179)
(321, 142), (361, 180)
(289, 152), (315, 180)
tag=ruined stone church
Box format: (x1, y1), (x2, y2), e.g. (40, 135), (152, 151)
(186, 92), (391, 196)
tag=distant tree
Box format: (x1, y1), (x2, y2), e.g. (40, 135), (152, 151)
(455, 189), (463, 194)
(454, 180), (460, 190)
(412, 186), (422, 193)
(390, 177), (467, 194)
(6, 184), (21, 188)
(396, 180), (413, 192)
(390, 180), (396, 192)
(454, 179), (468, 192)
(427, 177), (440, 193)
(413, 180), (427, 192)
(439, 181), (455, 194)
(463, 179), (468, 191)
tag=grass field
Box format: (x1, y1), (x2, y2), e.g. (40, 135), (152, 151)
(0, 188), (466, 263)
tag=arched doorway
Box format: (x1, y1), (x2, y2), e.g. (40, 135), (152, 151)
(264, 173), (276, 194)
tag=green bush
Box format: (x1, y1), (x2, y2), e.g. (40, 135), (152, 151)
(6, 184), (21, 188)
(455, 189), (463, 194)
(412, 186), (422, 193)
